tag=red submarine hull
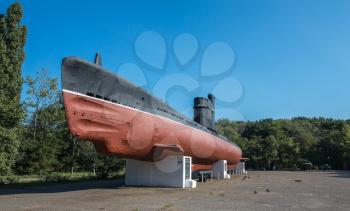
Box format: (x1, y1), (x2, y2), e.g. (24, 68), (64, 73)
(62, 57), (242, 165)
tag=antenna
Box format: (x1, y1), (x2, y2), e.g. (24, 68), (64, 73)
(94, 53), (102, 66)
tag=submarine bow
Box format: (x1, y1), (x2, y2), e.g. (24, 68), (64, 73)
(61, 56), (242, 165)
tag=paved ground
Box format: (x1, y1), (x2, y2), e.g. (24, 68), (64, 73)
(0, 171), (349, 211)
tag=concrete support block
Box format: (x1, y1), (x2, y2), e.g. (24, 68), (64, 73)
(234, 162), (247, 175)
(212, 160), (229, 179)
(125, 156), (196, 188)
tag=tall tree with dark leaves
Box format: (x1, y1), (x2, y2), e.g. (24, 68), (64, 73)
(16, 69), (61, 174)
(0, 3), (27, 175)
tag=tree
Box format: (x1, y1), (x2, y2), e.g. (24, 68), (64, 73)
(16, 69), (124, 176)
(0, 3), (27, 175)
(343, 124), (350, 169)
(217, 117), (350, 170)
(23, 69), (59, 139)
(216, 119), (247, 151)
(16, 69), (61, 174)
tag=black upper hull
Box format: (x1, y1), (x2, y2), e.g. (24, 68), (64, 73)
(61, 57), (240, 149)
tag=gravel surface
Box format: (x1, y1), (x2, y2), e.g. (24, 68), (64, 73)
(0, 171), (349, 211)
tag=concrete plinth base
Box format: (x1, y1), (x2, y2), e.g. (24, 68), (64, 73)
(212, 160), (230, 179)
(125, 156), (196, 188)
(234, 162), (247, 174)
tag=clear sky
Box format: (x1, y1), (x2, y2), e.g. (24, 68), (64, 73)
(1, 0), (350, 121)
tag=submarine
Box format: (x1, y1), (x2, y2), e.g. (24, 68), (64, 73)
(62, 54), (242, 170)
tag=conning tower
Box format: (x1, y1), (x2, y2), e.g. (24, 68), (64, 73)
(193, 94), (216, 131)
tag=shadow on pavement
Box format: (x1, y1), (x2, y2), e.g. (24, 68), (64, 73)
(0, 178), (125, 195)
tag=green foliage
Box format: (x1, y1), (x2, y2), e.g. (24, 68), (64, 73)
(15, 69), (61, 174)
(0, 3), (26, 127)
(217, 118), (350, 170)
(0, 126), (19, 174)
(14, 68), (125, 177)
(95, 155), (125, 178)
(0, 3), (26, 175)
(0, 175), (20, 184)
(217, 119), (247, 150)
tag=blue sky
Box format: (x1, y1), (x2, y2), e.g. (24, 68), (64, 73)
(1, 0), (350, 121)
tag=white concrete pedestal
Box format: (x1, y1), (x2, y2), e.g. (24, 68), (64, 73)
(212, 160), (230, 179)
(125, 156), (196, 188)
(234, 162), (247, 174)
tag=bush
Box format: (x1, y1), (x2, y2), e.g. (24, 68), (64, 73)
(0, 175), (20, 185)
(0, 127), (20, 175)
(44, 173), (69, 182)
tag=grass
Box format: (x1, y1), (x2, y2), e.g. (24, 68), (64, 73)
(0, 171), (125, 186)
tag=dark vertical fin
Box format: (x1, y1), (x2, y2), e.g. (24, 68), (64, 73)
(94, 53), (102, 66)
